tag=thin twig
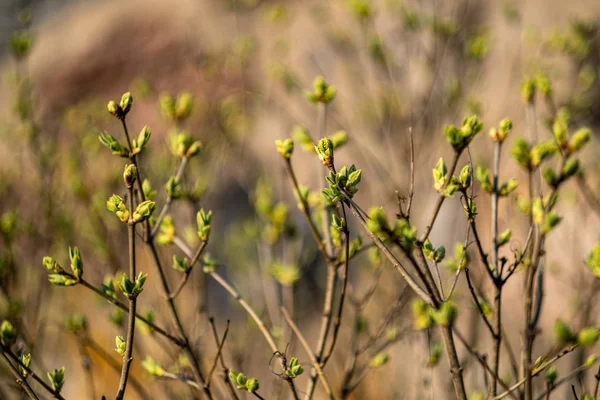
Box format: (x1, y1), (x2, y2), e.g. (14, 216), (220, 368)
(1, 351), (39, 400)
(419, 151), (461, 242)
(116, 184), (138, 400)
(495, 342), (582, 399)
(406, 126), (415, 219)
(452, 330), (516, 399)
(535, 363), (592, 400)
(151, 157), (189, 237)
(76, 278), (185, 346)
(168, 241), (207, 299)
(342, 194), (433, 305)
(280, 307), (336, 400)
(173, 237), (279, 353)
(205, 320), (230, 390)
(208, 318), (240, 400)
(3, 349), (65, 400)
(321, 205), (350, 364)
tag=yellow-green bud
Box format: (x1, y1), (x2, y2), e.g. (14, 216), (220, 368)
(132, 201), (155, 223)
(175, 92), (193, 120)
(0, 320), (16, 347)
(578, 327), (599, 347)
(568, 128), (591, 153)
(123, 164), (137, 188)
(275, 139), (294, 159)
(315, 138), (334, 167)
(43, 256), (63, 273)
(115, 336), (126, 356)
(119, 92), (133, 115)
(69, 246), (83, 280)
(107, 101), (121, 118)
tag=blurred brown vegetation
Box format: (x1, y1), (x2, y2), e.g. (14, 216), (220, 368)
(1, 0), (600, 399)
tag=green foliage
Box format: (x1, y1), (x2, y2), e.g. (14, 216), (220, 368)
(172, 255), (190, 273)
(411, 298), (433, 330)
(305, 76), (337, 104)
(65, 314), (87, 334)
(427, 342), (443, 367)
(168, 132), (202, 158)
(578, 327), (599, 347)
(115, 336), (126, 356)
(323, 165), (362, 203)
(369, 353), (389, 368)
(432, 158), (448, 192)
(156, 215), (176, 245)
(423, 240), (445, 263)
(47, 367), (65, 393)
(132, 201), (156, 223)
(553, 319), (575, 344)
(196, 209), (212, 242)
(432, 302), (459, 327)
(118, 272), (147, 299)
(444, 115), (483, 152)
(545, 366), (557, 385)
(106, 194), (130, 223)
(586, 244), (600, 278)
(99, 132), (129, 157)
(292, 125), (314, 152)
(285, 357), (304, 378)
(142, 356), (165, 377)
(275, 139), (294, 159)
(315, 137), (334, 166)
(229, 370), (260, 393)
(269, 262), (300, 286)
(0, 320), (16, 347)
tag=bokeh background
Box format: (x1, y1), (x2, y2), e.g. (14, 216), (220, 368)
(0, 0), (600, 399)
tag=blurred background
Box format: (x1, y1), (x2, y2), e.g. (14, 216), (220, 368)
(0, 0), (600, 399)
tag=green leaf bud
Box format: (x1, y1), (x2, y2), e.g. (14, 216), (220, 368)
(459, 165), (472, 189)
(142, 356), (165, 376)
(47, 367), (65, 393)
(119, 92), (133, 115)
(545, 365), (558, 385)
(175, 92), (193, 121)
(132, 126), (152, 155)
(512, 138), (532, 170)
(578, 327), (599, 347)
(99, 132), (129, 157)
(554, 319), (575, 344)
(330, 130), (348, 149)
(172, 255), (189, 273)
(123, 164), (137, 188)
(568, 128), (591, 153)
(0, 320), (17, 347)
(497, 229), (512, 247)
(315, 137), (334, 167)
(432, 302), (459, 327)
(43, 256), (63, 273)
(245, 378), (260, 393)
(69, 246), (83, 280)
(432, 158), (448, 192)
(196, 208), (212, 242)
(19, 353), (31, 377)
(275, 139), (294, 159)
(499, 178), (518, 196)
(369, 353), (389, 368)
(292, 125), (314, 152)
(107, 194), (130, 223)
(133, 201), (155, 223)
(115, 336), (126, 356)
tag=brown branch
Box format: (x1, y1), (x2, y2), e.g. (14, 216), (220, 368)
(280, 307), (336, 400)
(1, 351), (39, 400)
(205, 320), (230, 390)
